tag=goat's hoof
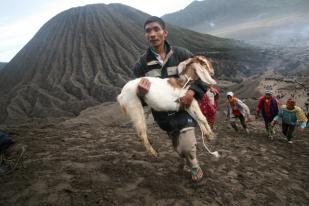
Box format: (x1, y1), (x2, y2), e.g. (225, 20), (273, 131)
(149, 149), (158, 158)
(207, 132), (216, 140)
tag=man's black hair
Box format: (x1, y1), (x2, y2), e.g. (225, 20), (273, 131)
(144, 16), (166, 30)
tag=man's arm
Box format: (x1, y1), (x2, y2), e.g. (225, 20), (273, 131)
(271, 108), (283, 126)
(132, 57), (150, 103)
(255, 97), (263, 118)
(295, 107), (308, 131)
(137, 78), (151, 98)
(133, 58), (145, 78)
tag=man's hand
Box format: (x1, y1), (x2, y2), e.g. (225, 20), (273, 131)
(209, 86), (219, 96)
(247, 116), (252, 122)
(179, 90), (195, 109)
(271, 120), (277, 127)
(137, 78), (151, 97)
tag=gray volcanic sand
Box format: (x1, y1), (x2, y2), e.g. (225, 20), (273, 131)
(0, 102), (308, 206)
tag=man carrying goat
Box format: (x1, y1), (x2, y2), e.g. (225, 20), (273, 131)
(123, 16), (214, 182)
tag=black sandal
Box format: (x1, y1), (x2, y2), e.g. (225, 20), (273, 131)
(191, 166), (203, 182)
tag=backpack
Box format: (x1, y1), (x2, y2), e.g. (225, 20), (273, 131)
(0, 131), (14, 152)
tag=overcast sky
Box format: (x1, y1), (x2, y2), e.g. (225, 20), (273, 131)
(0, 0), (194, 62)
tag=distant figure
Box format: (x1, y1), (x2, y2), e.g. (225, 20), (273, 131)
(271, 98), (307, 143)
(305, 102), (309, 111)
(306, 112), (309, 128)
(256, 89), (280, 139)
(226, 92), (251, 133)
(198, 85), (220, 129)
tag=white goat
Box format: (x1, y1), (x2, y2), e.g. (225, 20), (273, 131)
(117, 56), (218, 157)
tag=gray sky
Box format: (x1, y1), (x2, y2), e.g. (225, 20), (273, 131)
(0, 0), (194, 62)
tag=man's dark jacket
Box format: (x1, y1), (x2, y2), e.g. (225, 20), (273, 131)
(133, 42), (207, 134)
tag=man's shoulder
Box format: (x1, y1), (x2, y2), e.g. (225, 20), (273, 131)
(172, 46), (192, 54)
(133, 51), (149, 77)
(134, 51), (148, 66)
(294, 106), (302, 112)
(258, 96), (265, 101)
(138, 51), (148, 60)
(171, 46), (193, 62)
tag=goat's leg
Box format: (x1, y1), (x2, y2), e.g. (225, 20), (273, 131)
(186, 100), (215, 140)
(118, 96), (158, 157)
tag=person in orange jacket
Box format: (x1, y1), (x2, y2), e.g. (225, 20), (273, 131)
(226, 92), (251, 133)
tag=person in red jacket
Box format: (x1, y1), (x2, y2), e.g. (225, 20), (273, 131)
(255, 89), (280, 139)
(199, 85), (219, 129)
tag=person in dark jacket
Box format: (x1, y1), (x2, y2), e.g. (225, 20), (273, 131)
(0, 131), (15, 175)
(256, 89), (280, 139)
(133, 16), (208, 182)
(307, 111), (309, 128)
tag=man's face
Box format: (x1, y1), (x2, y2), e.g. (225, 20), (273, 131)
(144, 22), (168, 48)
(265, 94), (272, 99)
(287, 102), (295, 110)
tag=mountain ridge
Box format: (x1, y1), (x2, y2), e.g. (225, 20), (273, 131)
(162, 0), (309, 47)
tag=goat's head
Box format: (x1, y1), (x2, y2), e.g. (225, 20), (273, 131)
(177, 56), (217, 85)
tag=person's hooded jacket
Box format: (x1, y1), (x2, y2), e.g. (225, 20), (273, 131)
(273, 105), (308, 128)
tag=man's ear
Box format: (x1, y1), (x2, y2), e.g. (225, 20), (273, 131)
(163, 29), (168, 39)
(177, 58), (192, 74)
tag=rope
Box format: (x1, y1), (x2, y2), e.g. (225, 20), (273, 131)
(196, 121), (220, 158)
(182, 74), (192, 89)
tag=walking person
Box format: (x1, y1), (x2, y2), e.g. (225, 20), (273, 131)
(271, 98), (307, 143)
(133, 16), (210, 182)
(255, 88), (280, 139)
(226, 92), (251, 133)
(307, 111), (309, 128)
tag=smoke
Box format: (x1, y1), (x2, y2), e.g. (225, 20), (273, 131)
(209, 22), (215, 27)
(269, 25), (309, 47)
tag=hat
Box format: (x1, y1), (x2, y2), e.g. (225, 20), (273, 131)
(265, 89), (273, 95)
(226, 91), (234, 97)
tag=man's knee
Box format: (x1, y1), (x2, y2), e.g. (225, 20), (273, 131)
(178, 128), (197, 154)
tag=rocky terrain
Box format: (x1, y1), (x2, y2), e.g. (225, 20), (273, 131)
(0, 2), (308, 206)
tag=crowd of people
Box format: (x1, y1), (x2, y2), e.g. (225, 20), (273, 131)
(224, 87), (308, 144)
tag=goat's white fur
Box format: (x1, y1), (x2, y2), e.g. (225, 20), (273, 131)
(117, 56), (216, 157)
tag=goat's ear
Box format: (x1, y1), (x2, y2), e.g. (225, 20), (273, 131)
(196, 66), (217, 85)
(177, 58), (192, 74)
